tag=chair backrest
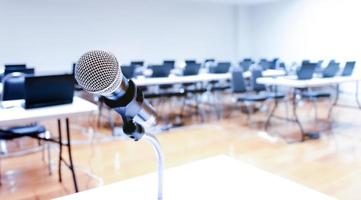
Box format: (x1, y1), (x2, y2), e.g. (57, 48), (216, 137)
(183, 63), (201, 76)
(212, 62), (231, 74)
(4, 64), (26, 71)
(150, 64), (172, 77)
(297, 62), (317, 80)
(259, 59), (271, 70)
(342, 61), (356, 76)
(185, 60), (197, 65)
(239, 60), (253, 72)
(121, 65), (136, 79)
(130, 61), (144, 67)
(4, 68), (34, 76)
(322, 61), (340, 78)
(269, 58), (279, 70)
(2, 72), (33, 101)
(163, 60), (175, 69)
(250, 69), (266, 92)
(231, 69), (247, 93)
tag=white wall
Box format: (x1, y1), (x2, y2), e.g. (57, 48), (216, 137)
(0, 0), (243, 72)
(249, 0), (361, 65)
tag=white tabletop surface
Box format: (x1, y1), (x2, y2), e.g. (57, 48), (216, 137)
(133, 70), (285, 87)
(257, 75), (360, 88)
(57, 155), (335, 200)
(0, 96), (97, 126)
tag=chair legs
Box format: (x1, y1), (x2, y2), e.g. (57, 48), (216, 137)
(0, 141), (7, 155)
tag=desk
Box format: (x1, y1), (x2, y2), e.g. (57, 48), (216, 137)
(257, 76), (361, 141)
(0, 97), (97, 192)
(133, 69), (285, 87)
(57, 155), (334, 200)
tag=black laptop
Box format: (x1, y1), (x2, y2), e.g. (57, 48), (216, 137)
(342, 61), (356, 76)
(297, 63), (317, 80)
(322, 62), (340, 78)
(24, 74), (74, 109)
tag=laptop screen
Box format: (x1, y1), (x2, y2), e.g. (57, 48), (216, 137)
(24, 74), (74, 109)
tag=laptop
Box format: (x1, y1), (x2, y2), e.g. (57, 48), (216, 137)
(322, 62), (340, 78)
(24, 74), (74, 109)
(342, 61), (355, 76)
(297, 63), (317, 80)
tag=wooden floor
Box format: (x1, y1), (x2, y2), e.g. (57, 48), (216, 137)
(1, 95), (361, 200)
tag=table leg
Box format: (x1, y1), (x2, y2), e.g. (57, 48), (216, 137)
(327, 85), (339, 120)
(356, 81), (361, 109)
(265, 100), (278, 131)
(58, 119), (63, 183)
(292, 90), (320, 141)
(65, 118), (79, 192)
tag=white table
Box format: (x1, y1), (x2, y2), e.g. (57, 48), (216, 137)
(57, 155), (335, 200)
(0, 96), (97, 192)
(257, 75), (360, 88)
(257, 76), (361, 142)
(133, 69), (285, 87)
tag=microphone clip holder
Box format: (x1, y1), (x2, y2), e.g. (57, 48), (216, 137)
(100, 79), (147, 141)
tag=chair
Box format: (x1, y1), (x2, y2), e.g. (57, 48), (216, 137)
(297, 62), (332, 122)
(163, 60), (176, 69)
(180, 63), (204, 120)
(121, 65), (136, 79)
(130, 61), (144, 67)
(185, 60), (197, 66)
(231, 69), (268, 124)
(269, 58), (279, 70)
(239, 59), (254, 72)
(183, 63), (201, 76)
(259, 59), (271, 70)
(341, 61), (355, 76)
(0, 72), (51, 185)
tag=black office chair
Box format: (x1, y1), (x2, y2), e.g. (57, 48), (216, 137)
(163, 60), (176, 70)
(239, 59), (254, 72)
(121, 65), (136, 79)
(269, 58), (279, 70)
(231, 69), (268, 124)
(0, 72), (51, 185)
(251, 69), (285, 99)
(180, 63), (205, 121)
(185, 60), (197, 66)
(130, 61), (144, 67)
(342, 61), (356, 76)
(296, 62), (332, 122)
(259, 59), (271, 70)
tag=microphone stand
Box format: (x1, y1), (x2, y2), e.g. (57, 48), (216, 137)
(143, 133), (164, 200)
(100, 80), (164, 200)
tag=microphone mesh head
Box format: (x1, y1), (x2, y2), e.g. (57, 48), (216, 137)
(75, 50), (122, 96)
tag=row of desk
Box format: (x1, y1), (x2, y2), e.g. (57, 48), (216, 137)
(258, 75), (361, 141)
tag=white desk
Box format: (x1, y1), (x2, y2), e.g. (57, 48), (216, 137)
(133, 70), (285, 87)
(0, 96), (97, 192)
(58, 155), (334, 200)
(0, 97), (97, 126)
(257, 75), (360, 88)
(257, 76), (361, 142)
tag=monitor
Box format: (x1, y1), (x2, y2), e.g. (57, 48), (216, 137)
(24, 74), (74, 109)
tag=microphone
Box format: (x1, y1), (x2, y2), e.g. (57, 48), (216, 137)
(75, 50), (157, 138)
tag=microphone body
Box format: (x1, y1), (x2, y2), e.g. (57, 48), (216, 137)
(75, 50), (157, 140)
